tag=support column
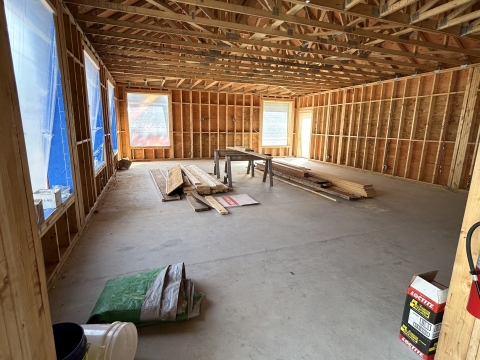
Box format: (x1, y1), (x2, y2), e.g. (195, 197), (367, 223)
(0, 1), (56, 358)
(448, 66), (480, 190)
(437, 125), (480, 358)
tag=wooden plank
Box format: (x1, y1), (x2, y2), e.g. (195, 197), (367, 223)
(205, 196), (229, 214)
(448, 67), (480, 190)
(0, 2), (56, 356)
(271, 162), (309, 177)
(437, 127), (480, 359)
(191, 191), (213, 208)
(264, 172), (339, 202)
(166, 164), (184, 194)
(186, 193), (210, 212)
(149, 169), (181, 201)
(181, 165), (201, 185)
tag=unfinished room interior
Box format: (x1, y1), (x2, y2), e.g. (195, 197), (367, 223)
(8, 0), (480, 359)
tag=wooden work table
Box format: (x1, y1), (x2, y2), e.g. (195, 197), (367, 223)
(214, 147), (273, 187)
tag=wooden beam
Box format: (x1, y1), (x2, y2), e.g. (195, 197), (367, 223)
(77, 14), (466, 66)
(66, 0), (480, 57)
(286, 0), (480, 41)
(99, 48), (373, 83)
(437, 130), (480, 359)
(344, 0), (364, 10)
(85, 28), (432, 73)
(379, 0), (418, 17)
(443, 0), (477, 21)
(448, 66), (480, 190)
(437, 9), (480, 30)
(0, 2), (56, 358)
(409, 0), (473, 25)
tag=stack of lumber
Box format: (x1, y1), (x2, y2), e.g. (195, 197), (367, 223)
(272, 161), (376, 198)
(256, 163), (360, 201)
(307, 170), (376, 198)
(148, 164), (230, 215)
(182, 165), (229, 195)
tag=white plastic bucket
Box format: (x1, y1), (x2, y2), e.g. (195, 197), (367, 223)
(81, 322), (138, 360)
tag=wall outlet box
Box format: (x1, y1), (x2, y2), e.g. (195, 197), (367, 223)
(33, 189), (62, 209)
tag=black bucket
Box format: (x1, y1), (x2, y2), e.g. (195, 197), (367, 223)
(53, 322), (88, 360)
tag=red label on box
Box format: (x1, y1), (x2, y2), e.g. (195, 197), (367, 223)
(398, 334), (434, 360)
(407, 286), (446, 313)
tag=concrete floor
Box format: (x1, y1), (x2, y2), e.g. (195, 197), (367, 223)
(49, 158), (468, 360)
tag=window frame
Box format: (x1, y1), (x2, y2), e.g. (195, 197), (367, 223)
(260, 99), (295, 149)
(83, 49), (106, 174)
(4, 0), (75, 218)
(107, 80), (119, 156)
(126, 90), (173, 149)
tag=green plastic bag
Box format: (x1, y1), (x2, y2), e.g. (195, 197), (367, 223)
(87, 263), (204, 327)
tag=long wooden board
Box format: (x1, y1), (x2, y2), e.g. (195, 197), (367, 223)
(191, 191), (213, 208)
(149, 169), (181, 201)
(167, 164), (184, 195)
(186, 193), (210, 212)
(205, 196), (229, 214)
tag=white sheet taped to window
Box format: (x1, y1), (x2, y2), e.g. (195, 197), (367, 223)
(127, 93), (170, 147)
(262, 101), (291, 146)
(5, 0), (58, 191)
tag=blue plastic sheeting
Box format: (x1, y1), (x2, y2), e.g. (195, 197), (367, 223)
(84, 52), (105, 171)
(108, 81), (118, 153)
(5, 0), (73, 211)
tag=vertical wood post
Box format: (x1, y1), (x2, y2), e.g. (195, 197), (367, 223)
(0, 2), (56, 358)
(437, 133), (480, 359)
(448, 66), (480, 190)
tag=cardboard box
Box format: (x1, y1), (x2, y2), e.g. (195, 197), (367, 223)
(399, 270), (448, 359)
(398, 332), (435, 360)
(33, 189), (62, 209)
(33, 199), (44, 226)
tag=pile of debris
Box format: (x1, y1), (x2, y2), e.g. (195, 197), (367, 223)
(255, 160), (376, 201)
(149, 164), (231, 214)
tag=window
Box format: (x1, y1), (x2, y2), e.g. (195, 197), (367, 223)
(5, 0), (73, 217)
(108, 81), (118, 154)
(127, 93), (170, 147)
(261, 101), (293, 147)
(84, 51), (105, 171)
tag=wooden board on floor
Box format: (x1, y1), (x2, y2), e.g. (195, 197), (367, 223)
(205, 196), (229, 214)
(149, 169), (181, 201)
(186, 193), (210, 212)
(167, 164), (184, 195)
(191, 191), (213, 208)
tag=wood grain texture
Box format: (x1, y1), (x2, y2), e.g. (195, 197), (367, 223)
(0, 3), (56, 357)
(167, 164), (184, 195)
(205, 196), (229, 214)
(149, 169), (181, 201)
(437, 137), (480, 359)
(186, 193), (210, 212)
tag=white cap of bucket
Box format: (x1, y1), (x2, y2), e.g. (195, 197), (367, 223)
(104, 322), (138, 360)
(82, 322), (137, 360)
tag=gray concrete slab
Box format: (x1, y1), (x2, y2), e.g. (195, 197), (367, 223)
(49, 159), (468, 360)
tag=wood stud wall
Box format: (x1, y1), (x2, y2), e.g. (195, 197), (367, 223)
(118, 88), (294, 160)
(296, 67), (480, 190)
(36, 5), (118, 284)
